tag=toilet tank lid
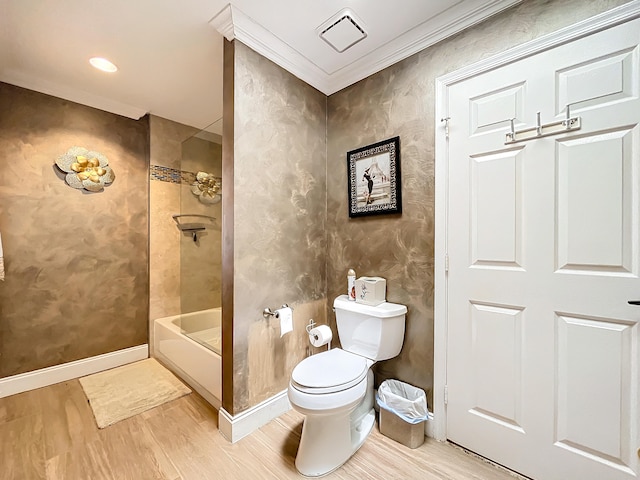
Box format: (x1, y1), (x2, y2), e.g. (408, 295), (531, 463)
(333, 295), (407, 317)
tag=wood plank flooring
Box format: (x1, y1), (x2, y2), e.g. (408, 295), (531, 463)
(0, 379), (523, 480)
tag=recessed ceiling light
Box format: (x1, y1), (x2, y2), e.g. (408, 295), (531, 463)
(89, 57), (118, 73)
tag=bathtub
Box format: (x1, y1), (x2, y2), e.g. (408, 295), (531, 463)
(154, 308), (222, 409)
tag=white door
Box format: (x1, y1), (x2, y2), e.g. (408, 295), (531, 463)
(446, 18), (640, 480)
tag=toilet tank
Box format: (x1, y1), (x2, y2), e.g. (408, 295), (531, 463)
(333, 295), (407, 361)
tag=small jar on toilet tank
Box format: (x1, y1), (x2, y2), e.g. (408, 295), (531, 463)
(347, 269), (356, 301)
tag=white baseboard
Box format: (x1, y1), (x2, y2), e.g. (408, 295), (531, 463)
(219, 389), (291, 443)
(0, 344), (149, 398)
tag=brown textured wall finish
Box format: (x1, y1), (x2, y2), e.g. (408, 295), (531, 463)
(0, 0), (617, 405)
(325, 0), (629, 403)
(0, 82), (149, 378)
(230, 41), (327, 413)
(218, 0), (629, 414)
(222, 39), (235, 414)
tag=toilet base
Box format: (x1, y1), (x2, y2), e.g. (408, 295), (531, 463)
(295, 407), (375, 477)
(350, 408), (376, 457)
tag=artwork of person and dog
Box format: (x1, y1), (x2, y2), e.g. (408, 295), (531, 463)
(347, 136), (401, 218)
(355, 151), (391, 207)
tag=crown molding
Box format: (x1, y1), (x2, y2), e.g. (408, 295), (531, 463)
(210, 0), (523, 96)
(0, 68), (147, 120)
(209, 4), (235, 41)
(328, 0), (524, 93)
(437, 0), (640, 87)
(209, 4), (332, 94)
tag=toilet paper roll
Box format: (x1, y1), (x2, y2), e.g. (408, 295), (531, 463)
(277, 307), (293, 337)
(308, 325), (332, 348)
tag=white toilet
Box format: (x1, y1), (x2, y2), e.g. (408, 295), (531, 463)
(288, 294), (407, 477)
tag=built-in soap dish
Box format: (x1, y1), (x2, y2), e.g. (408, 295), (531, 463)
(172, 214), (216, 242)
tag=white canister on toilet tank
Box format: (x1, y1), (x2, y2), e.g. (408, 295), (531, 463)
(347, 268), (356, 301)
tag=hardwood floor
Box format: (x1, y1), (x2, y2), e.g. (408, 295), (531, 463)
(0, 380), (522, 480)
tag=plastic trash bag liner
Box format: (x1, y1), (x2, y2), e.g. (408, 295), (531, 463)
(376, 379), (429, 424)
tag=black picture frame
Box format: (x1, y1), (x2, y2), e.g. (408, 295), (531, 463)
(347, 136), (401, 218)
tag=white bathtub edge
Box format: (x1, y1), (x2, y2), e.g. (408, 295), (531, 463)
(219, 389), (291, 443)
(154, 350), (221, 410)
(0, 344), (148, 399)
(153, 313), (222, 407)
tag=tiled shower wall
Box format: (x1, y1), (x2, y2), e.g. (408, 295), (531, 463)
(180, 133), (223, 313)
(148, 116), (223, 351)
(149, 115), (197, 326)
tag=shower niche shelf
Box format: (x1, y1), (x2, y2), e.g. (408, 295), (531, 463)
(172, 214), (216, 242)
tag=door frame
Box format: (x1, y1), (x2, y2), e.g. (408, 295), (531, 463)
(433, 0), (640, 442)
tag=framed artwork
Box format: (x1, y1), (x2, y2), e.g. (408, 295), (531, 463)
(347, 136), (401, 217)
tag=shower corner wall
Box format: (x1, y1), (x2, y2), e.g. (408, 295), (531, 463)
(148, 116), (223, 346)
(149, 115), (223, 408)
(179, 126), (223, 315)
(149, 115), (196, 355)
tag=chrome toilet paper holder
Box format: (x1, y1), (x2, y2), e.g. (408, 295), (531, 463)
(263, 304), (291, 319)
(307, 319), (331, 350)
(305, 319), (316, 334)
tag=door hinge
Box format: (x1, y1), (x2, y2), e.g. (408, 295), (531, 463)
(441, 117), (450, 139)
(445, 254), (449, 272)
(444, 385), (448, 405)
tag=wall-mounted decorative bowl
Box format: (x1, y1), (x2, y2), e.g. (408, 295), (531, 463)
(56, 146), (115, 192)
(191, 171), (221, 204)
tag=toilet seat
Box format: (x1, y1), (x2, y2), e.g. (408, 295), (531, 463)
(291, 349), (368, 394)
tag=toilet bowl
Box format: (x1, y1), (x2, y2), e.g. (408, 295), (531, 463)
(289, 348), (370, 414)
(288, 349), (374, 477)
(288, 295), (407, 477)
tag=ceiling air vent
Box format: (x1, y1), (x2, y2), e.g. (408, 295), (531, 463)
(318, 9), (367, 53)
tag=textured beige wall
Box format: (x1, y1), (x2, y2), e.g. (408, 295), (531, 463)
(231, 42), (328, 412)
(0, 82), (149, 378)
(326, 0), (630, 403)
